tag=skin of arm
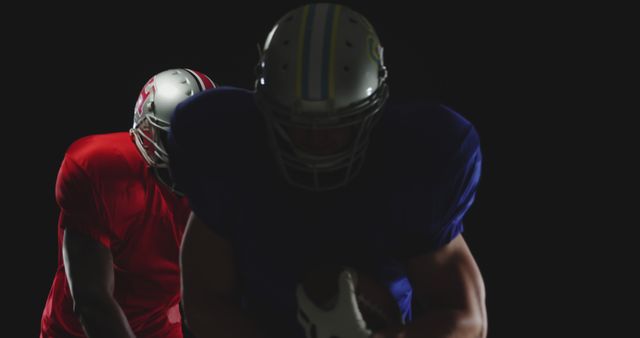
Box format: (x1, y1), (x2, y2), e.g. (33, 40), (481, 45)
(180, 212), (265, 338)
(63, 228), (135, 338)
(374, 235), (487, 338)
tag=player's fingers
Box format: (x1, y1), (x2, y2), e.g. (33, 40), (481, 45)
(297, 309), (314, 338)
(337, 269), (359, 309)
(296, 284), (318, 313)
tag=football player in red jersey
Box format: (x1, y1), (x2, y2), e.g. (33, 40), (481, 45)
(40, 69), (215, 338)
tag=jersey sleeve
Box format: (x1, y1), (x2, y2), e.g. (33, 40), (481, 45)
(55, 154), (112, 248)
(168, 94), (231, 238)
(400, 126), (482, 258)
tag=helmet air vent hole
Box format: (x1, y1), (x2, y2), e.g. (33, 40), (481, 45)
(285, 15), (294, 22)
(344, 66), (350, 72)
(346, 41), (352, 48)
(282, 64), (289, 71)
(283, 40), (290, 45)
(349, 17), (358, 24)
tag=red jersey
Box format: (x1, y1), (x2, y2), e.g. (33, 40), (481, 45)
(40, 132), (190, 338)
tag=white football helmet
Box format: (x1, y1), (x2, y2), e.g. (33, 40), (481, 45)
(131, 68), (215, 168)
(255, 3), (388, 191)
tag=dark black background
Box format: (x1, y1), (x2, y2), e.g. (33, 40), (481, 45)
(8, 1), (611, 337)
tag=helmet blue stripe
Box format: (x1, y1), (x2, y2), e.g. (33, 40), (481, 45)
(301, 4), (316, 100)
(320, 4), (336, 100)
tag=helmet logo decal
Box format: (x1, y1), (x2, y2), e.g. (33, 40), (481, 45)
(135, 77), (156, 117)
(368, 36), (382, 64)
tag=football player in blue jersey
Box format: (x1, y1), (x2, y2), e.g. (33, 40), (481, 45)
(171, 3), (487, 338)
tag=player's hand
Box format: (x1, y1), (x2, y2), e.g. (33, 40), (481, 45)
(296, 269), (372, 338)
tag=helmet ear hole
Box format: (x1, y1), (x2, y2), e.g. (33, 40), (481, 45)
(379, 68), (387, 79)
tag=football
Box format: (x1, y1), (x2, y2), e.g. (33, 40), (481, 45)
(300, 264), (403, 331)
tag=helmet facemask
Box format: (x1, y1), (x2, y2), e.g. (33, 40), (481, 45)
(257, 81), (388, 191)
(131, 112), (171, 168)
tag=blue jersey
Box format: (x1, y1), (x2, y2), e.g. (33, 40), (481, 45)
(169, 87), (482, 338)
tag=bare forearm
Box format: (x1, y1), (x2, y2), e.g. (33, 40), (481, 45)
(399, 236), (488, 338)
(75, 296), (135, 338)
(185, 300), (264, 338)
(376, 309), (485, 338)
